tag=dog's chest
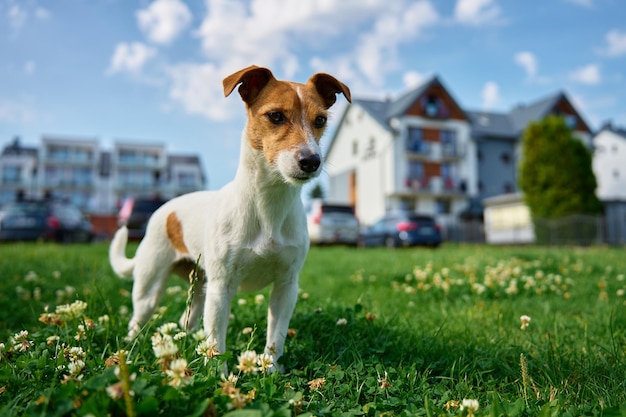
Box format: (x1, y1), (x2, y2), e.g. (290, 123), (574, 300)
(233, 235), (305, 291)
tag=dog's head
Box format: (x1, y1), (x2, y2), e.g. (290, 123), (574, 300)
(223, 65), (351, 185)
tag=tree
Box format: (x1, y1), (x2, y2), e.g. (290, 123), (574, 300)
(518, 115), (602, 219)
(309, 182), (325, 200)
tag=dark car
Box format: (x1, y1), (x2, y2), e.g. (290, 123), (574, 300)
(0, 199), (93, 243)
(359, 212), (442, 248)
(118, 197), (167, 240)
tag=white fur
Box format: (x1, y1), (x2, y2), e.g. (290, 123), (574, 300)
(109, 66), (349, 372)
(110, 122), (312, 372)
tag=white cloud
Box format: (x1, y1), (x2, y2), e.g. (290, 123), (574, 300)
(34, 7), (50, 20)
(600, 29), (626, 57)
(481, 81), (499, 110)
(403, 71), (427, 89)
(24, 60), (36, 75)
(7, 3), (27, 29)
(454, 0), (503, 26)
(0, 99), (36, 123)
(166, 62), (237, 120)
(136, 0), (192, 45)
(569, 64), (601, 85)
(108, 42), (157, 75)
(514, 51), (537, 79)
(165, 0), (440, 120)
(353, 1), (439, 85)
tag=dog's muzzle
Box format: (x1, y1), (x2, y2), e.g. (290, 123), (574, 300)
(297, 150), (321, 174)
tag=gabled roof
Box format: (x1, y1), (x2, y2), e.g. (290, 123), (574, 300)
(469, 91), (591, 139)
(351, 75), (466, 129)
(508, 92), (565, 133)
(596, 122), (626, 139)
(328, 77), (592, 157)
(466, 111), (517, 139)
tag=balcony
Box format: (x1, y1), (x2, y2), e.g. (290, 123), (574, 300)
(404, 176), (465, 195)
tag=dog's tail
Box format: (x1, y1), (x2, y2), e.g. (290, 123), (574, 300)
(109, 226), (135, 279)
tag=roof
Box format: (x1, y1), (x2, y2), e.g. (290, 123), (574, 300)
(597, 122), (626, 139)
(328, 77), (590, 156)
(1, 139), (38, 158)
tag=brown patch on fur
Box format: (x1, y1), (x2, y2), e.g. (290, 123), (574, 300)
(245, 81), (328, 165)
(166, 212), (189, 254)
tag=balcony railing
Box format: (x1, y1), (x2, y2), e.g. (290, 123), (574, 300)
(405, 176), (465, 194)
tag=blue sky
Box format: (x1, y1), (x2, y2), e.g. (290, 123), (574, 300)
(1, 0), (625, 190)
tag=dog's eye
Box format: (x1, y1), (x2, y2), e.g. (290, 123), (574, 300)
(267, 111), (286, 125)
(313, 115), (327, 129)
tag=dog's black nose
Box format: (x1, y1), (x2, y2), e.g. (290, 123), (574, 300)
(298, 151), (321, 173)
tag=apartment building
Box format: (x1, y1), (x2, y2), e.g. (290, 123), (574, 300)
(326, 75), (591, 227)
(0, 136), (206, 214)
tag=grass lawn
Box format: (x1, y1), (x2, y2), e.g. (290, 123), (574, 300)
(0, 242), (625, 416)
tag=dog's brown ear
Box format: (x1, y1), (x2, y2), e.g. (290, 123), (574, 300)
(223, 65), (275, 104)
(308, 73), (352, 109)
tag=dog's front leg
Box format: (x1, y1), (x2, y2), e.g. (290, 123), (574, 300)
(265, 276), (299, 372)
(203, 285), (235, 364)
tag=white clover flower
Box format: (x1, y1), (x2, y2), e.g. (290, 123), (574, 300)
(173, 331), (187, 341)
(236, 350), (259, 374)
(67, 360), (85, 375)
(98, 314), (110, 324)
(158, 322), (179, 335)
(196, 338), (220, 361)
(11, 330), (34, 353)
(56, 300), (88, 320)
(257, 353), (274, 373)
(166, 358), (191, 388)
(68, 346), (86, 361)
(460, 399), (479, 415)
(520, 315), (532, 330)
(336, 318), (348, 326)
(237, 298), (247, 306)
(192, 328), (209, 341)
(254, 294), (265, 305)
(151, 333), (178, 358)
(24, 271), (39, 282)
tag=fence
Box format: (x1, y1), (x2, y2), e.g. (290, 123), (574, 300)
(447, 214), (611, 246)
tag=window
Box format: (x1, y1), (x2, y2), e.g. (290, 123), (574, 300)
(436, 199), (451, 214)
(407, 128), (422, 152)
(2, 165), (21, 184)
(501, 152), (511, 164)
(352, 140), (358, 156)
(440, 130), (457, 156)
(420, 94), (449, 118)
(178, 172), (197, 187)
(564, 114), (577, 129)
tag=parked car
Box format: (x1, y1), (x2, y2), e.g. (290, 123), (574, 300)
(307, 201), (359, 245)
(118, 196), (167, 240)
(0, 199), (93, 243)
(359, 212), (442, 248)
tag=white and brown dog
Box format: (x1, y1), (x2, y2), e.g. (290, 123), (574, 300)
(109, 65), (350, 370)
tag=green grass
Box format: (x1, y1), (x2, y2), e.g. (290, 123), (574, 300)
(1, 242), (625, 416)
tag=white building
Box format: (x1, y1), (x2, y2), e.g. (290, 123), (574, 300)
(593, 124), (626, 244)
(326, 75), (592, 237)
(0, 136), (206, 214)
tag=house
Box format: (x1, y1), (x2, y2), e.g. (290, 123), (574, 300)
(0, 136), (207, 214)
(592, 123), (626, 244)
(0, 137), (38, 203)
(326, 75), (592, 235)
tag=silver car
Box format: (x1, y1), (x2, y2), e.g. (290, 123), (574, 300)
(307, 201), (359, 245)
